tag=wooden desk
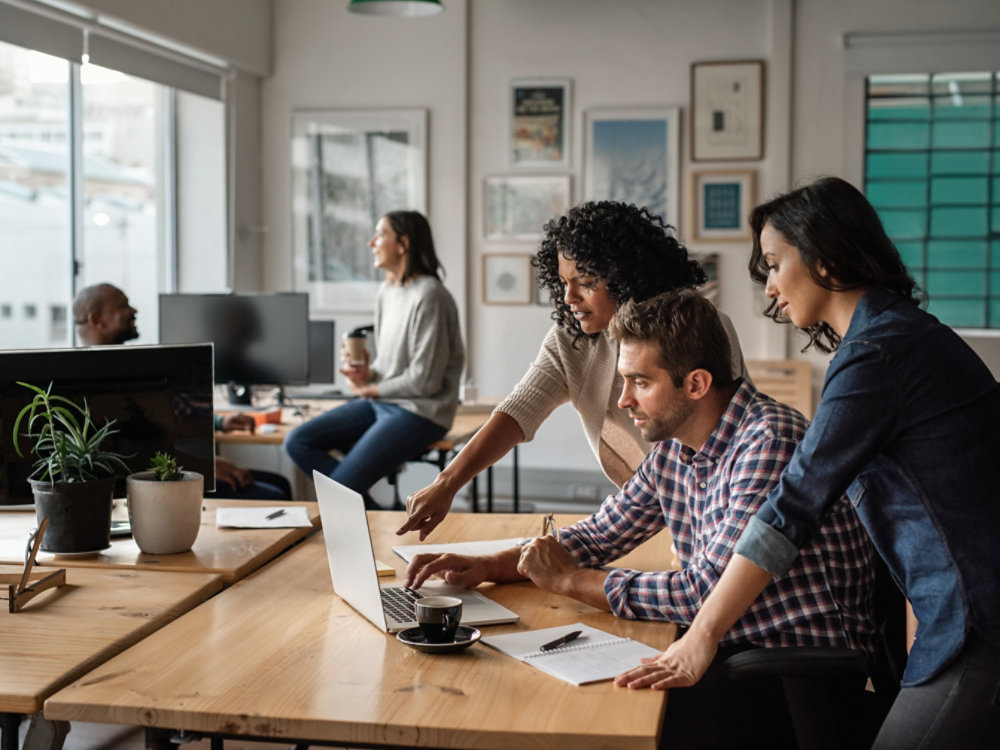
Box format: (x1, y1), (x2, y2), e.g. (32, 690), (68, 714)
(45, 512), (675, 749)
(0, 500), (319, 584)
(0, 563), (221, 749)
(218, 400), (519, 512)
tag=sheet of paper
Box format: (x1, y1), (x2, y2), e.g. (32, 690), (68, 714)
(392, 537), (525, 562)
(215, 506), (313, 529)
(481, 622), (660, 686)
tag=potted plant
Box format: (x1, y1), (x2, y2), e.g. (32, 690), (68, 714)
(126, 451), (204, 554)
(12, 381), (131, 554)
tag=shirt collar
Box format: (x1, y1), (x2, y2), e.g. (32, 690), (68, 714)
(685, 377), (759, 464)
(843, 287), (898, 342)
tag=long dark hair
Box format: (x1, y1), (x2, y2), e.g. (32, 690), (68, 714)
(534, 201), (706, 345)
(383, 210), (444, 282)
(748, 177), (923, 353)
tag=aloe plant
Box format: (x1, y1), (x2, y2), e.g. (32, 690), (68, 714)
(147, 451), (183, 481)
(12, 381), (131, 484)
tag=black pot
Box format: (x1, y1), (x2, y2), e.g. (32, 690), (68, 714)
(30, 478), (115, 554)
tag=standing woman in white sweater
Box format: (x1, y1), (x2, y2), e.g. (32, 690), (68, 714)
(284, 210), (464, 509)
(399, 201), (746, 538)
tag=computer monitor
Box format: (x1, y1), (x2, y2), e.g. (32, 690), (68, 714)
(159, 293), (309, 403)
(0, 344), (216, 505)
(308, 320), (336, 384)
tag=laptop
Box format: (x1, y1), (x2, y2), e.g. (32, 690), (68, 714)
(313, 471), (519, 633)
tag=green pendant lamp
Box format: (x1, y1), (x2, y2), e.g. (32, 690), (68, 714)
(348, 0), (443, 16)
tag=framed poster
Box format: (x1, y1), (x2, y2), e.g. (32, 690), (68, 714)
(290, 109), (427, 313)
(691, 60), (764, 161)
(691, 170), (755, 241)
(510, 78), (571, 170)
(583, 107), (680, 227)
(483, 174), (571, 241)
(482, 253), (533, 305)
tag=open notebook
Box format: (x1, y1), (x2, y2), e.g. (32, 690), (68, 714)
(481, 622), (660, 685)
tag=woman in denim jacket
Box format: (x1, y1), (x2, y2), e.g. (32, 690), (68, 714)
(617, 177), (1000, 748)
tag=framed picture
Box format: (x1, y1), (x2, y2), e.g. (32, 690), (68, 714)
(691, 170), (755, 241)
(482, 253), (533, 305)
(484, 175), (571, 241)
(510, 78), (571, 170)
(290, 109), (427, 313)
(691, 60), (764, 161)
(583, 107), (681, 227)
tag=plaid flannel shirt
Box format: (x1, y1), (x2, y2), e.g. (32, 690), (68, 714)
(559, 379), (876, 651)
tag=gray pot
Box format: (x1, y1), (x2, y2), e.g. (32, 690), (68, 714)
(30, 477), (115, 554)
(126, 471), (204, 554)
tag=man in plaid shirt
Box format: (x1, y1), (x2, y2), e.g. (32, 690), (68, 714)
(406, 289), (875, 747)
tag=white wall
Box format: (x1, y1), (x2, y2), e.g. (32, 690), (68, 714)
(64, 0), (1000, 477)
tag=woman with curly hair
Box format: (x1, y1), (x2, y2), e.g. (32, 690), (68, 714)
(398, 201), (746, 539)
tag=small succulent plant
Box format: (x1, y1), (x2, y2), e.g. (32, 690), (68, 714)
(148, 451), (183, 481)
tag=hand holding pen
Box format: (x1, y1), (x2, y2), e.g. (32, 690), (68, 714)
(516, 513), (576, 587)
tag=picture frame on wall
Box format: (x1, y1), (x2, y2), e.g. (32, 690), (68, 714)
(510, 78), (571, 170)
(482, 253), (533, 305)
(691, 170), (755, 242)
(691, 60), (764, 161)
(483, 174), (572, 241)
(290, 108), (427, 313)
(583, 107), (681, 227)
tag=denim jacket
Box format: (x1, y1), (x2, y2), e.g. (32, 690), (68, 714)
(736, 287), (1000, 685)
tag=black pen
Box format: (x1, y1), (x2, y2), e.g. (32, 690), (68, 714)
(539, 629), (583, 651)
(265, 509), (287, 520)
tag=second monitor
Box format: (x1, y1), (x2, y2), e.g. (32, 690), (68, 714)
(159, 293), (309, 404)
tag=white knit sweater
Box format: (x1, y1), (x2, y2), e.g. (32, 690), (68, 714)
(496, 312), (747, 488)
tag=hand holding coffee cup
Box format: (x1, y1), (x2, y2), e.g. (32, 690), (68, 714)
(415, 595), (463, 643)
(344, 331), (368, 366)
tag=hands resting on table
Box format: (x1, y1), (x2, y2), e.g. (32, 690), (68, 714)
(402, 536), (712, 688)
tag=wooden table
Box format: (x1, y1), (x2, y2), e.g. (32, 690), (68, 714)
(0, 563), (222, 749)
(0, 500), (319, 584)
(217, 400), (519, 512)
(45, 512), (676, 749)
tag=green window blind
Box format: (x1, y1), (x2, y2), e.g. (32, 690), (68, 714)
(865, 72), (1000, 328)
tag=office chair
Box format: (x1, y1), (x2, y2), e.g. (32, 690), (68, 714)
(722, 554), (906, 750)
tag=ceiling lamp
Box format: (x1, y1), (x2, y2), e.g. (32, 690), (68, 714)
(348, 0), (443, 16)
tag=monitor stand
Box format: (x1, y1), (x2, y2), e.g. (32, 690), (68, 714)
(226, 382), (253, 406)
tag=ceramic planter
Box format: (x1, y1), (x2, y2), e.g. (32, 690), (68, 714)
(30, 477), (115, 554)
(126, 471), (204, 554)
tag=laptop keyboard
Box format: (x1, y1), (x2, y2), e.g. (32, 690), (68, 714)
(381, 586), (423, 623)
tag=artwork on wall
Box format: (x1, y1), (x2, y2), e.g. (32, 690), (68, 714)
(691, 170), (755, 242)
(583, 107), (681, 227)
(509, 78), (571, 170)
(482, 253), (533, 305)
(290, 109), (427, 313)
(691, 60), (764, 161)
(483, 175), (571, 241)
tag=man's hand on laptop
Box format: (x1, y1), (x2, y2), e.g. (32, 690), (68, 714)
(404, 547), (528, 590)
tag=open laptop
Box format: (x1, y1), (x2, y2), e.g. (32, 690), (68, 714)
(314, 471), (519, 633)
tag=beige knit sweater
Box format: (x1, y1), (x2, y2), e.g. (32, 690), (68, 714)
(496, 312), (747, 488)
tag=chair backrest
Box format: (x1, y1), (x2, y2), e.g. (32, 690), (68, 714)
(747, 359), (814, 419)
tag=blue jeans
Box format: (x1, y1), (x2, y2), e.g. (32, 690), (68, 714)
(284, 399), (446, 508)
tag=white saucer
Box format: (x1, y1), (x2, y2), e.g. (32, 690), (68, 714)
(396, 625), (481, 654)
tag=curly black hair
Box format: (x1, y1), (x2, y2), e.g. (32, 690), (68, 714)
(533, 201), (706, 344)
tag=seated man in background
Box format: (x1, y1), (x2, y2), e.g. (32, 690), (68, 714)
(405, 289), (876, 749)
(72, 283), (290, 500)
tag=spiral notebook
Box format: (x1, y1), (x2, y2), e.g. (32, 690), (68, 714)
(481, 622), (660, 686)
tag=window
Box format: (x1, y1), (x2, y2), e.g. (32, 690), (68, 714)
(865, 72), (1000, 328)
(0, 0), (229, 349)
(0, 40), (168, 348)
